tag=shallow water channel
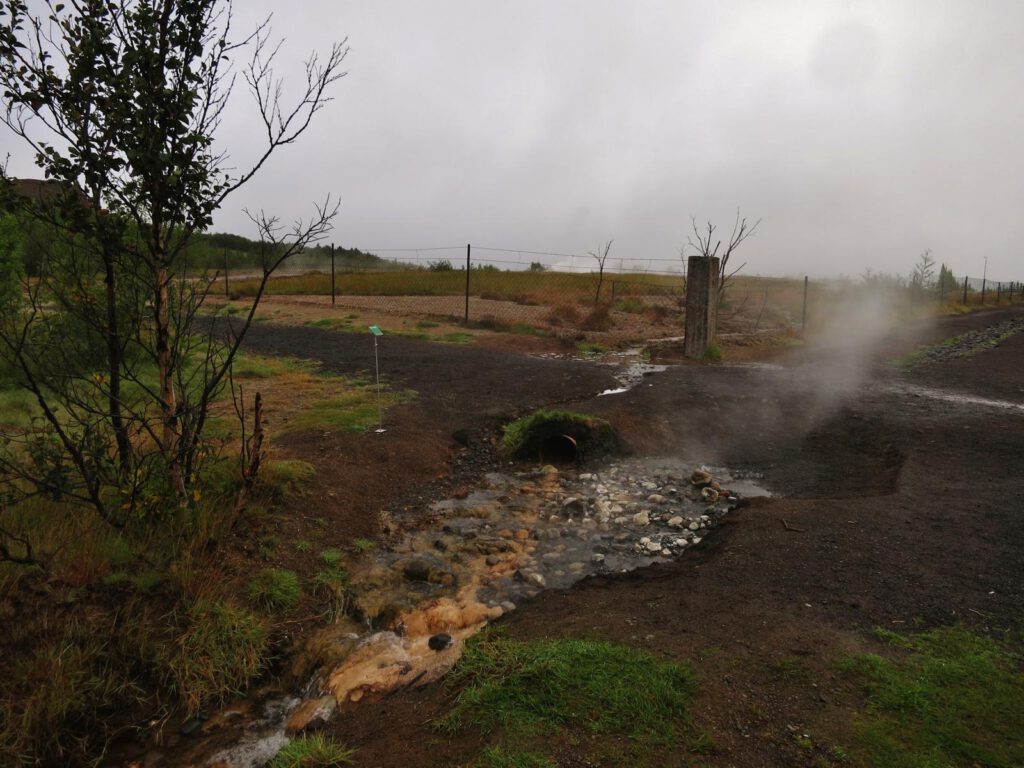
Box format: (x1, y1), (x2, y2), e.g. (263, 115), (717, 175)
(190, 458), (768, 767)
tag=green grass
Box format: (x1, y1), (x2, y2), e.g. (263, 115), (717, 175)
(268, 734), (356, 767)
(280, 388), (413, 434)
(352, 537), (374, 553)
(839, 625), (1024, 768)
(320, 547), (344, 566)
(702, 343), (723, 362)
(439, 630), (697, 763)
(231, 352), (321, 379)
(0, 386), (43, 428)
(501, 409), (617, 460)
(415, 320), (440, 329)
(168, 598), (270, 715)
(575, 341), (606, 357)
(390, 329), (474, 344)
(257, 459), (316, 501)
(0, 621), (149, 766)
(247, 568), (301, 612)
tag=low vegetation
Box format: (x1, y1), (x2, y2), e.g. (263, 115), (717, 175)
(268, 733), (356, 767)
(501, 409), (617, 460)
(248, 568), (302, 611)
(840, 626), (1024, 768)
(440, 630), (698, 765)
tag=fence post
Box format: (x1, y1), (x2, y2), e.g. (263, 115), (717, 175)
(223, 249), (229, 297)
(801, 276), (809, 331)
(938, 275), (945, 306)
(996, 282), (1001, 305)
(981, 275), (987, 305)
(464, 243), (471, 325)
(330, 244), (336, 306)
(683, 256), (720, 358)
(962, 276), (969, 305)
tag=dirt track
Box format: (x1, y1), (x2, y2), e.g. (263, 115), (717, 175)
(236, 306), (1024, 767)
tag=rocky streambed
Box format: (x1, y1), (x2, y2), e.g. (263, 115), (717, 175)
(194, 459), (767, 767)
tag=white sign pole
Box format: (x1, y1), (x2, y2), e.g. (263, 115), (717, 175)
(369, 326), (386, 433)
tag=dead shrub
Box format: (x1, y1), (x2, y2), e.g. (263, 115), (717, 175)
(580, 304), (613, 331)
(545, 304), (582, 327)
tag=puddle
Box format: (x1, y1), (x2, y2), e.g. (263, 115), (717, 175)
(597, 347), (668, 395)
(193, 458), (765, 767)
(890, 383), (1024, 413)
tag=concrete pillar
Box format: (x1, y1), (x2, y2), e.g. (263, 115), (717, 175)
(684, 255), (720, 358)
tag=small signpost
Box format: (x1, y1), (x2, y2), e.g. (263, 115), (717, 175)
(369, 326), (386, 433)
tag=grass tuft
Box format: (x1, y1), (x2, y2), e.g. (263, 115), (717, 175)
(501, 409), (617, 460)
(268, 733), (356, 767)
(839, 625), (1024, 768)
(168, 598), (270, 715)
(440, 630), (696, 760)
(247, 568), (302, 612)
(257, 460), (316, 501)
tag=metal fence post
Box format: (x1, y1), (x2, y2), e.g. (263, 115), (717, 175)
(330, 243), (336, 306)
(962, 276), (969, 305)
(464, 243), (471, 325)
(801, 276), (808, 331)
(223, 249), (229, 297)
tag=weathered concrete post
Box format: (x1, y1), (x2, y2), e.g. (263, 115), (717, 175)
(684, 255), (720, 358)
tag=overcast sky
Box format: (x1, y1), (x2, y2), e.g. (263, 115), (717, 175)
(6, 1), (1024, 280)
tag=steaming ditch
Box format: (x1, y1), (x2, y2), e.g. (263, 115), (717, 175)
(190, 459), (767, 767)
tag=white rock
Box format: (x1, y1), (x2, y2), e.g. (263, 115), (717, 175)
(692, 537), (702, 545)
(688, 521), (700, 531)
(667, 516), (684, 527)
(647, 494), (667, 504)
(632, 510), (651, 526)
(592, 553), (605, 564)
(645, 541), (662, 553)
(613, 516), (628, 525)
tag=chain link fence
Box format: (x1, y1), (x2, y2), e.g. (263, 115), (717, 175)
(220, 246), (1022, 344)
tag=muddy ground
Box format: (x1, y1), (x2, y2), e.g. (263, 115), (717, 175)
(231, 305), (1024, 767)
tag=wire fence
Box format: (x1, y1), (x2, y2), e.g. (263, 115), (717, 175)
(218, 245), (1023, 343)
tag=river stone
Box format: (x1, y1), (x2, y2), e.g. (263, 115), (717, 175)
(285, 696), (337, 735)
(428, 633), (453, 651)
(399, 557), (455, 586)
(592, 553), (606, 564)
(563, 497), (586, 513)
(692, 537), (702, 545)
(690, 469), (712, 486)
(667, 516), (684, 527)
(647, 494), (666, 504)
(632, 510), (651, 526)
(688, 521), (700, 531)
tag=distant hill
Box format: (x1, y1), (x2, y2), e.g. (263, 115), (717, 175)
(185, 231), (389, 273)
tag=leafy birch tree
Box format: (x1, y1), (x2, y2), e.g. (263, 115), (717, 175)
(0, 0), (347, 530)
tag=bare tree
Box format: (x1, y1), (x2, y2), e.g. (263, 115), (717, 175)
(687, 211), (760, 302)
(589, 240), (613, 303)
(910, 249), (936, 289)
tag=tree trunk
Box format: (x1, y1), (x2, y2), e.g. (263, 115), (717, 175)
(154, 258), (184, 497)
(103, 253), (131, 477)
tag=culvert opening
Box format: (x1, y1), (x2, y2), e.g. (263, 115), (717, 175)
(538, 434), (578, 465)
(501, 409), (617, 463)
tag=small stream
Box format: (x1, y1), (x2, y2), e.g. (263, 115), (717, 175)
(183, 459), (768, 767)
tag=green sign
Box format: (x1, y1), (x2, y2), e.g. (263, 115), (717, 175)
(368, 325), (383, 336)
